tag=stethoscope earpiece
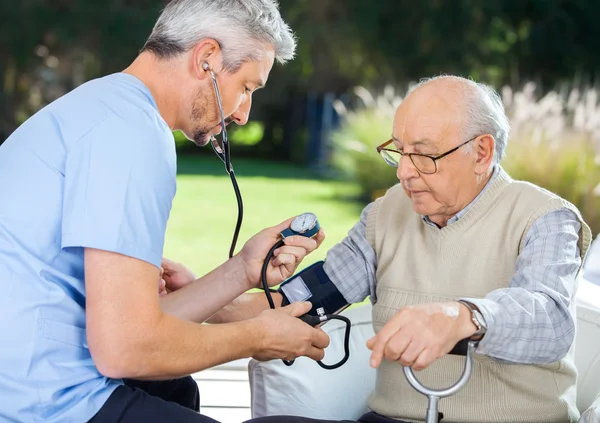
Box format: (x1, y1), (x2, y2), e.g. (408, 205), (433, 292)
(202, 62), (211, 71)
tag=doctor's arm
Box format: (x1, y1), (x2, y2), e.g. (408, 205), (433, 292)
(159, 225), (324, 324)
(155, 256), (282, 323)
(85, 248), (330, 380)
(207, 202), (379, 324)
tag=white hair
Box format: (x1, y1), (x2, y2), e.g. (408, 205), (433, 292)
(406, 75), (511, 165)
(142, 0), (296, 73)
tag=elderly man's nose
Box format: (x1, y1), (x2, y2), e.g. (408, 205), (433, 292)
(397, 155), (418, 180)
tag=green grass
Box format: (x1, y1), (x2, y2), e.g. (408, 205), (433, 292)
(163, 154), (365, 277)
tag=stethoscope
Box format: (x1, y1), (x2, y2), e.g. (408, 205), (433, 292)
(202, 62), (243, 259)
(202, 63), (350, 370)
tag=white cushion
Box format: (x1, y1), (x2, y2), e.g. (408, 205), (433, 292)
(248, 304), (375, 420)
(575, 279), (600, 412)
(580, 394), (600, 423)
(249, 280), (600, 419)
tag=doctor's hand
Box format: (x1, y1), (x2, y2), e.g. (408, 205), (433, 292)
(237, 217), (325, 290)
(366, 302), (478, 371)
(158, 257), (197, 295)
(251, 301), (330, 362)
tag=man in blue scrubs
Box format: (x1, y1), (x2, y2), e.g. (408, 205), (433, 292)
(0, 1), (330, 422)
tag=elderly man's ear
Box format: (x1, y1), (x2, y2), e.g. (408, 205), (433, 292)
(474, 134), (495, 174)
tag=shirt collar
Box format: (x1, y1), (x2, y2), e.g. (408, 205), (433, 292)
(422, 165), (500, 228)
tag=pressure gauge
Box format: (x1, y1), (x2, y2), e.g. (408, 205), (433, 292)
(281, 212), (320, 239)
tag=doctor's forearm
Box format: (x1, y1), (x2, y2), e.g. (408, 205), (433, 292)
(95, 312), (261, 380)
(159, 255), (251, 323)
(207, 292), (282, 324)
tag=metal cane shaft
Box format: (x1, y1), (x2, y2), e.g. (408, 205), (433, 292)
(426, 395), (440, 423)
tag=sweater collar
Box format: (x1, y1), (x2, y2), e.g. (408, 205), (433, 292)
(422, 165), (505, 229)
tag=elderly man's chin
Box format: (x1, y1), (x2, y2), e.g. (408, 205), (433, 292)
(407, 192), (433, 215)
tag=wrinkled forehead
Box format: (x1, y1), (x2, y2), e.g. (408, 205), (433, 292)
(392, 85), (466, 149)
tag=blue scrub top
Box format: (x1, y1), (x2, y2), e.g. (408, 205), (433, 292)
(0, 73), (177, 423)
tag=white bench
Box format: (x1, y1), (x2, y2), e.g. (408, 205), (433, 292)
(194, 358), (251, 423)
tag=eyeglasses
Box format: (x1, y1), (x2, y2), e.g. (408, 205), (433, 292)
(376, 137), (477, 174)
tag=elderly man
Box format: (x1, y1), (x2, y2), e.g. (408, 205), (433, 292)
(244, 75), (592, 423)
(0, 1), (330, 423)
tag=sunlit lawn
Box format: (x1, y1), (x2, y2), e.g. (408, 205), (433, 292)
(163, 154), (365, 278)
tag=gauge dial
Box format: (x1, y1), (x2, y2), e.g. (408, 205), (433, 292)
(290, 212), (318, 233)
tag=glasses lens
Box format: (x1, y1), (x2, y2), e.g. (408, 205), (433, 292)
(410, 155), (436, 174)
(380, 150), (400, 168)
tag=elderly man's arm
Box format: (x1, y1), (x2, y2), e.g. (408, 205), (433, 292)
(460, 208), (582, 364)
(323, 202), (378, 304)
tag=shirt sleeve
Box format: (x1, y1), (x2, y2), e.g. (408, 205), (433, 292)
(460, 208), (582, 364)
(61, 115), (176, 268)
(323, 202), (378, 304)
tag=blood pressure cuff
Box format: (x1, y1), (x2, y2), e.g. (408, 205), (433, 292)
(278, 260), (349, 317)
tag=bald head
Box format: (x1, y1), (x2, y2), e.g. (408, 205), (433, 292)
(410, 75), (480, 95)
(407, 76), (476, 109)
(401, 75), (510, 164)
(394, 77), (472, 150)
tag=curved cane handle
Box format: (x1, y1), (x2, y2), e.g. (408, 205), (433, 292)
(402, 340), (478, 398)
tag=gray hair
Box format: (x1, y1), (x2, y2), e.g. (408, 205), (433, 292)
(406, 75), (511, 165)
(141, 0), (296, 73)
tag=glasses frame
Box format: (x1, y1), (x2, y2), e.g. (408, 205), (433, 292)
(376, 136), (477, 174)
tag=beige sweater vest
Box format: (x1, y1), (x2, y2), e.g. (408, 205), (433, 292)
(365, 169), (591, 423)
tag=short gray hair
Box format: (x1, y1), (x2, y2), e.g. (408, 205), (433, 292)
(407, 75), (511, 165)
(142, 0), (296, 73)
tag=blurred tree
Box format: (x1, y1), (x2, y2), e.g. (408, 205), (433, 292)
(0, 0), (164, 141)
(497, 0), (600, 88)
(277, 0), (600, 90)
(2, 0), (600, 154)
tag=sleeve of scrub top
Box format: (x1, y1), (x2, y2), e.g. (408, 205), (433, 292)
(61, 116), (176, 268)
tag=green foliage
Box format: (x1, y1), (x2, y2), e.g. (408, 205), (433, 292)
(502, 137), (600, 236)
(173, 122), (265, 151)
(331, 108), (397, 201)
(4, 0), (600, 153)
(0, 0), (164, 140)
(229, 121), (264, 146)
(330, 87), (402, 200)
(499, 82), (600, 236)
(279, 0), (600, 93)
